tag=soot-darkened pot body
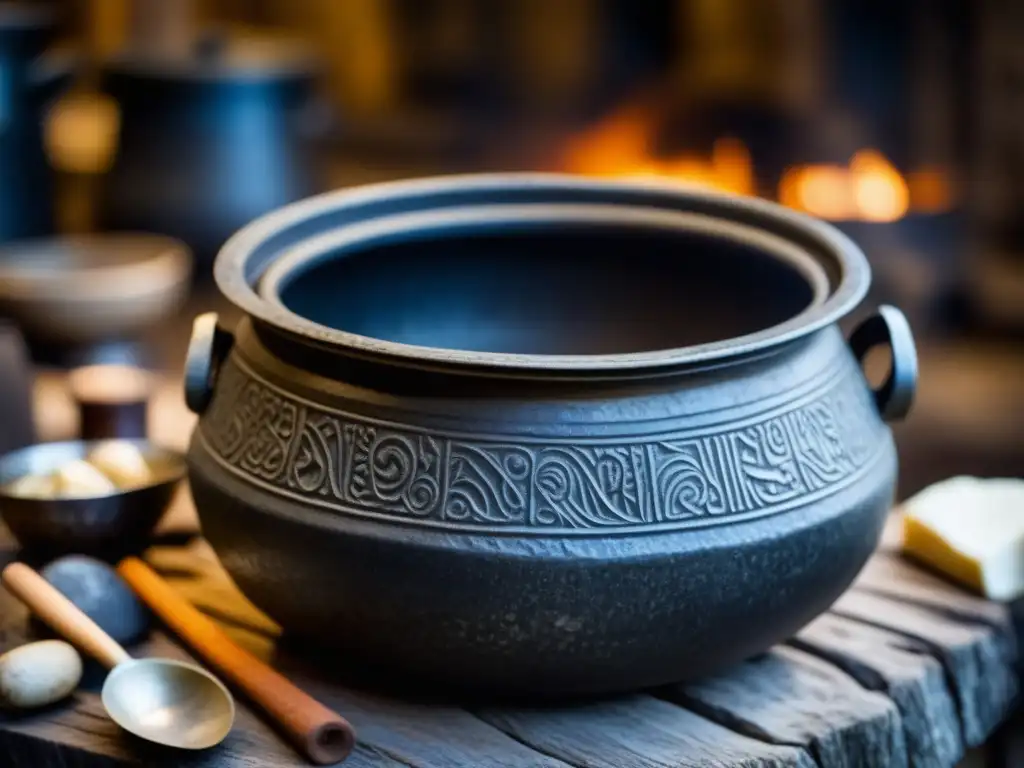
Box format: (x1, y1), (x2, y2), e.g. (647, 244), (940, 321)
(184, 175), (917, 697)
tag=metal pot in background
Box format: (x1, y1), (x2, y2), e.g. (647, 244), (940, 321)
(0, 3), (72, 244)
(96, 35), (326, 276)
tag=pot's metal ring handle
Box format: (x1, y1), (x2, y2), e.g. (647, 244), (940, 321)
(184, 313), (235, 415)
(848, 305), (918, 423)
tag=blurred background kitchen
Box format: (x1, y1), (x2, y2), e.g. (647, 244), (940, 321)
(0, 0), (1021, 501)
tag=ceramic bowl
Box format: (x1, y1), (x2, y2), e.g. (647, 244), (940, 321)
(0, 439), (185, 560)
(0, 234), (191, 346)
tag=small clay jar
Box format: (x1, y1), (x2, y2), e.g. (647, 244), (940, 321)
(67, 364), (151, 441)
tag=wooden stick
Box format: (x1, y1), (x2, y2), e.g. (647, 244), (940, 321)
(117, 557), (355, 765)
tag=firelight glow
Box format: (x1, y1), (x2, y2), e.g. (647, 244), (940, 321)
(778, 149), (911, 222)
(560, 104), (950, 222)
(559, 104), (755, 197)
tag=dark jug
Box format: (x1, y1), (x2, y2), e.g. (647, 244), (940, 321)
(96, 37), (326, 275)
(0, 3), (72, 243)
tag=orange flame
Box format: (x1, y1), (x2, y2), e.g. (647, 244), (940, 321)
(907, 166), (954, 214)
(851, 150), (911, 222)
(562, 103), (954, 221)
(561, 105), (755, 197)
(779, 150), (910, 222)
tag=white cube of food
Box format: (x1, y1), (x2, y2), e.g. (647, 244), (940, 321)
(54, 459), (116, 497)
(88, 441), (152, 489)
(5, 473), (59, 499)
(902, 475), (1024, 601)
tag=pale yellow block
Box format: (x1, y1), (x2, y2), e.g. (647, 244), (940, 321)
(902, 476), (1024, 601)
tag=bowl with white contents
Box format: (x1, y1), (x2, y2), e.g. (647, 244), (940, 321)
(0, 439), (185, 560)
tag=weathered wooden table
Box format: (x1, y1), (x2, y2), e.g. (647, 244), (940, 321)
(0, 507), (1018, 768)
(1, 374), (1019, 767)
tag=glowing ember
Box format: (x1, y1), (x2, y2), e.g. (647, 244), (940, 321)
(778, 150), (910, 222)
(777, 164), (853, 221)
(851, 150), (911, 222)
(561, 103), (653, 179)
(907, 166), (955, 214)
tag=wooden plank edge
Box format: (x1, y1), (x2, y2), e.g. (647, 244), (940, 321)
(659, 645), (907, 768)
(856, 553), (1016, 641)
(828, 591), (1018, 747)
(0, 723), (128, 768)
(476, 694), (817, 768)
(787, 612), (964, 768)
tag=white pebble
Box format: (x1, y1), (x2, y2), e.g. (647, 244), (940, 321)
(0, 640), (83, 709)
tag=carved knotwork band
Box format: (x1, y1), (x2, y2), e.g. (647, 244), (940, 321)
(199, 356), (884, 534)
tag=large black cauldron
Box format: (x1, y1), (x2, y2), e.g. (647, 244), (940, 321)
(183, 175), (917, 697)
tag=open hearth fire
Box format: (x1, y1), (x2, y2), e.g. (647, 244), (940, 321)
(559, 100), (954, 224)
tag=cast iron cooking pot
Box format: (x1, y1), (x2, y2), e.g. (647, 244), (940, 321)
(183, 174), (917, 697)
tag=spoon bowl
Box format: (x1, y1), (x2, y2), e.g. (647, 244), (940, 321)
(103, 658), (235, 750)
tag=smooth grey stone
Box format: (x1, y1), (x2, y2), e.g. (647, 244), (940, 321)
(41, 555), (149, 645)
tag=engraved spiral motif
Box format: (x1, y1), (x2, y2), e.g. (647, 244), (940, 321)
(200, 357), (886, 533)
(370, 436), (415, 499)
(448, 445), (531, 523)
(406, 475), (439, 513)
(290, 418), (335, 494)
(656, 443), (726, 519)
(535, 448), (648, 527)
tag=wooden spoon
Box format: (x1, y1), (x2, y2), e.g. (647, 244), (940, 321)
(117, 557), (355, 765)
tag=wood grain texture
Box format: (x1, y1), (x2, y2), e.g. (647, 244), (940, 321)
(664, 645), (907, 768)
(0, 512), (1019, 767)
(0, 633), (568, 767)
(145, 541), (280, 639)
(831, 589), (1018, 747)
(0, 635), (395, 767)
(855, 553), (1015, 640)
(792, 612), (962, 768)
(308, 689), (573, 768)
(0, 542), (563, 766)
(479, 694), (816, 768)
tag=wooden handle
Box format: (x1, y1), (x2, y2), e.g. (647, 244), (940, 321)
(2, 562), (131, 670)
(117, 557), (355, 765)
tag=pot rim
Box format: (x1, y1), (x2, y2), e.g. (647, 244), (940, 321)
(257, 203), (834, 336)
(215, 173), (871, 373)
